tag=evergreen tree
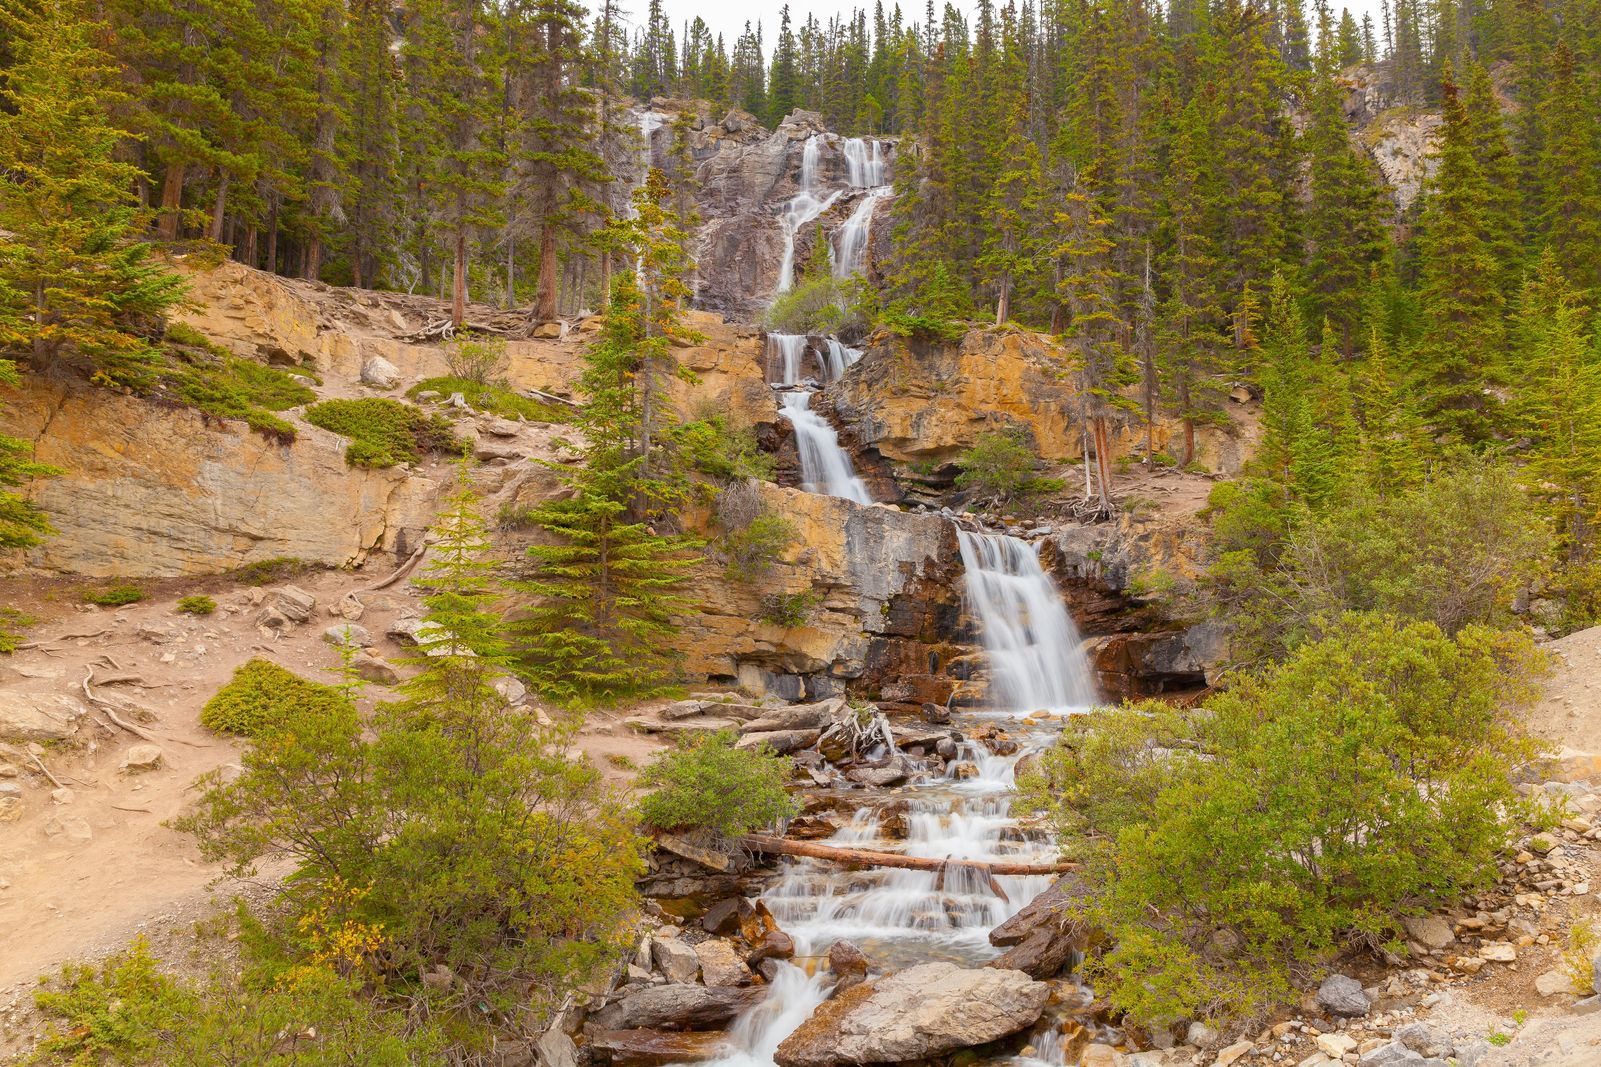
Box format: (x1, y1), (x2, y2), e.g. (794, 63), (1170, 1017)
(768, 6), (801, 124)
(1255, 273), (1342, 506)
(340, 0), (403, 288)
(1535, 42), (1601, 296)
(0, 0), (182, 382)
(1461, 60), (1524, 298)
(1354, 324), (1429, 495)
(977, 92), (1044, 324)
(1413, 64), (1504, 443)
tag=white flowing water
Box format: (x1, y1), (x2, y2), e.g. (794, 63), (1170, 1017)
(777, 135), (843, 293)
(769, 333), (810, 386)
(780, 391), (874, 505)
(832, 188), (889, 281)
(819, 339), (862, 383)
(841, 137), (886, 188)
(956, 529), (1099, 713)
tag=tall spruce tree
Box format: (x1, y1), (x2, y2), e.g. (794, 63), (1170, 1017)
(1535, 42), (1601, 296)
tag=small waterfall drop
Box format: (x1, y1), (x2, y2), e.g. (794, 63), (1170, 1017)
(769, 333), (810, 386)
(956, 529), (1098, 713)
(820, 339), (862, 383)
(780, 392), (874, 505)
(707, 961), (833, 1067)
(777, 135), (843, 294)
(832, 188), (889, 281)
(841, 137), (885, 188)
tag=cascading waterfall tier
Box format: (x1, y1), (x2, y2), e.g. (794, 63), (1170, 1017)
(956, 529), (1099, 713)
(777, 135), (843, 293)
(780, 392), (873, 505)
(832, 188), (889, 280)
(820, 338), (862, 382)
(841, 137), (886, 188)
(768, 333), (810, 387)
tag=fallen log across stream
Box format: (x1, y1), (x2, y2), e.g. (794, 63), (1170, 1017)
(737, 834), (1078, 877)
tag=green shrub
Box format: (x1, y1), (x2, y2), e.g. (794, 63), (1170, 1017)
(407, 376), (567, 423)
(725, 511), (795, 582)
(162, 328), (318, 443)
(200, 658), (349, 737)
(84, 585), (145, 606)
(955, 430), (1041, 504)
(305, 398), (465, 468)
(637, 729), (798, 838)
(229, 556), (310, 586)
(0, 606), (37, 653)
(176, 595), (217, 615)
(443, 336), (508, 384)
(759, 591), (818, 627)
(1020, 613), (1548, 1027)
(30, 936), (441, 1066)
(764, 275), (859, 336)
(673, 416), (775, 483)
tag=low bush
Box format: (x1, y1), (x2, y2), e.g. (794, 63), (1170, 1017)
(200, 658), (349, 737)
(407, 376), (567, 423)
(0, 606), (37, 653)
(1019, 613), (1548, 1027)
(176, 595), (217, 615)
(725, 511), (795, 582)
(673, 416), (775, 484)
(443, 336), (508, 384)
(228, 556), (310, 586)
(637, 729), (798, 838)
(83, 585), (145, 606)
(956, 430), (1044, 504)
(162, 326), (318, 443)
(764, 274), (859, 336)
(759, 591), (818, 627)
(305, 398), (465, 468)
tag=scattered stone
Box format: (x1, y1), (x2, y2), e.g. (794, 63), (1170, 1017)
(774, 962), (1048, 1067)
(1393, 1023), (1452, 1058)
(1529, 833), (1558, 855)
(845, 765), (908, 789)
(352, 654), (400, 686)
(827, 940), (869, 994)
(1316, 973), (1371, 1017)
(43, 813), (92, 842)
(1401, 914), (1454, 951)
(0, 694), (87, 743)
(49, 787), (74, 804)
(700, 897), (751, 936)
(493, 675), (528, 705)
(736, 730), (822, 756)
(1186, 1022), (1221, 1050)
(275, 586), (317, 623)
(135, 622), (178, 644)
(650, 938), (701, 984)
(1449, 956), (1484, 974)
(331, 593), (365, 621)
(1080, 1045), (1118, 1067)
(0, 795), (19, 823)
(694, 939), (752, 987)
(120, 744), (164, 772)
(1357, 1041), (1421, 1066)
(324, 623), (372, 648)
(482, 417), (520, 437)
(360, 355), (401, 389)
(1316, 1033), (1357, 1058)
(1214, 1041), (1254, 1067)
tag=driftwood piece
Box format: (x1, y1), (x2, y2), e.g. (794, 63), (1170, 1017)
(738, 834), (1076, 877)
(30, 752), (64, 789)
(653, 832), (733, 872)
(364, 538), (432, 592)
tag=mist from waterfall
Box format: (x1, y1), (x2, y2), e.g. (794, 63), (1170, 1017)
(956, 529), (1098, 712)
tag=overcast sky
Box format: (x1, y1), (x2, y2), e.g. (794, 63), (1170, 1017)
(649, 0), (1386, 51)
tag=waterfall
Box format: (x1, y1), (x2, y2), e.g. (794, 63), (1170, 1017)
(832, 188), (889, 281)
(820, 339), (862, 383)
(777, 135), (843, 294)
(780, 392), (873, 505)
(841, 137), (885, 188)
(956, 529), (1098, 713)
(769, 333), (810, 386)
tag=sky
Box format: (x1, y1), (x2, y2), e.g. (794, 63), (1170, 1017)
(654, 0), (1387, 53)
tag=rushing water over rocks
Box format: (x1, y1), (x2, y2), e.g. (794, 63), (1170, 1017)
(780, 391), (874, 505)
(777, 136), (843, 293)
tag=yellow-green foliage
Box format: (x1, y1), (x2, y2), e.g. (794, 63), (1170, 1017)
(407, 376), (567, 423)
(1562, 919), (1600, 993)
(304, 398), (465, 468)
(176, 595), (216, 615)
(201, 658), (347, 737)
(83, 584), (144, 606)
(637, 729), (798, 837)
(0, 606), (37, 652)
(162, 324), (317, 442)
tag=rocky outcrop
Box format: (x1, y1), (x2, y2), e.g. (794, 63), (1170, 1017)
(680, 485), (963, 708)
(0, 379), (446, 577)
(832, 327), (1255, 477)
(774, 962), (1048, 1067)
(588, 984), (765, 1031)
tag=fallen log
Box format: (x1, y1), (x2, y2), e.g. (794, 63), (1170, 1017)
(738, 834), (1077, 877)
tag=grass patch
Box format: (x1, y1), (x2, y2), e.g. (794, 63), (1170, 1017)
(200, 658), (348, 737)
(0, 606), (37, 653)
(305, 398), (466, 468)
(227, 556), (311, 586)
(161, 323), (317, 443)
(407, 376), (567, 423)
(83, 585), (145, 606)
(176, 595), (217, 616)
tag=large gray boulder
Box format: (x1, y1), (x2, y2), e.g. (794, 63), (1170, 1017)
(775, 962), (1048, 1067)
(587, 984), (764, 1032)
(0, 693), (87, 743)
(1317, 973), (1371, 1017)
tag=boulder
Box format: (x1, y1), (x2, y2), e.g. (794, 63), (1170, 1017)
(988, 875), (1090, 947)
(827, 940), (869, 993)
(0, 693), (86, 743)
(985, 925), (1078, 980)
(120, 744), (165, 772)
(331, 593), (365, 620)
(774, 962), (1048, 1067)
(276, 585), (317, 623)
(585, 1029), (725, 1066)
(493, 675), (529, 705)
(1401, 914), (1454, 951)
(1316, 974), (1371, 1018)
(650, 938), (701, 984)
(1393, 1023), (1452, 1058)
(588, 985), (764, 1032)
(352, 653), (400, 685)
(360, 355), (401, 389)
(700, 897), (752, 936)
(742, 699), (843, 733)
(324, 622), (372, 647)
(694, 939), (752, 987)
(736, 729), (821, 755)
(846, 765), (908, 789)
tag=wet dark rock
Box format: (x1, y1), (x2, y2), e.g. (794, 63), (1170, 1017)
(827, 940), (870, 994)
(588, 984), (766, 1031)
(700, 897), (753, 936)
(1316, 973), (1371, 1017)
(587, 1028), (728, 1065)
(985, 926), (1079, 980)
(989, 875), (1091, 948)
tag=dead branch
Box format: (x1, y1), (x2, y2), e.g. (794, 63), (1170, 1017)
(364, 538), (432, 592)
(55, 629), (111, 641)
(30, 752), (64, 789)
(738, 835), (1076, 877)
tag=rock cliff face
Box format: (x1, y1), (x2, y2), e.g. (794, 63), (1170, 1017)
(0, 378), (446, 577)
(679, 484), (963, 709)
(831, 326), (1257, 475)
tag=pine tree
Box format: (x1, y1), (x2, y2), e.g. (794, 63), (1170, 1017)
(516, 272), (701, 706)
(1354, 324), (1429, 496)
(1413, 64), (1503, 443)
(768, 6), (801, 124)
(0, 0), (183, 383)
(1510, 251), (1601, 561)
(1461, 60), (1523, 299)
(1535, 42), (1601, 296)
(977, 92), (1044, 324)
(1255, 273), (1342, 506)
(340, 0), (402, 288)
